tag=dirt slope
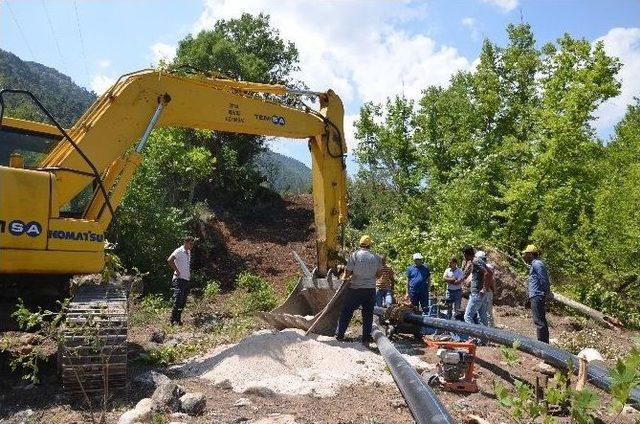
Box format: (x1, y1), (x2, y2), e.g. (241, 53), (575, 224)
(196, 194), (317, 292)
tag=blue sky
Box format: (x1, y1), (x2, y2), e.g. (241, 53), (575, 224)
(2, 0), (639, 169)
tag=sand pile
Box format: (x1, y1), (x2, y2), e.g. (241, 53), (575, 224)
(179, 329), (431, 398)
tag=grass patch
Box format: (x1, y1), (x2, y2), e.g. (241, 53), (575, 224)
(236, 271), (278, 313)
(130, 294), (172, 326)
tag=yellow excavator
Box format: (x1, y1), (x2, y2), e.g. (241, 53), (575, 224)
(0, 69), (348, 394)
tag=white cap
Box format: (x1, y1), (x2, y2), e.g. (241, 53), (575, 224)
(412, 253), (424, 260)
(475, 250), (487, 260)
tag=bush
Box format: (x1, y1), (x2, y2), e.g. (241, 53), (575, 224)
(203, 280), (221, 298)
(131, 294), (172, 325)
(236, 271), (278, 312)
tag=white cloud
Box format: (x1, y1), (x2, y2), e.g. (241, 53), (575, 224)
(193, 0), (471, 108)
(461, 17), (480, 41)
(97, 59), (111, 68)
(90, 74), (115, 94)
(480, 0), (518, 12)
(594, 27), (640, 134)
(150, 42), (177, 64)
(461, 17), (475, 28)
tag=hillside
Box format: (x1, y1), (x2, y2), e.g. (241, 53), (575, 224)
(0, 49), (95, 127)
(256, 149), (311, 193)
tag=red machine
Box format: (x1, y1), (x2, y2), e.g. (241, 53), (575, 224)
(425, 340), (479, 393)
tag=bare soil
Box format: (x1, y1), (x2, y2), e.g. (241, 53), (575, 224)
(1, 194), (639, 424)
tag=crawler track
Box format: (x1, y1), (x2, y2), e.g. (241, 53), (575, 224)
(59, 284), (127, 396)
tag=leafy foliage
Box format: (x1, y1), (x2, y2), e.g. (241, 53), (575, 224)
(236, 271), (278, 312)
(348, 22), (639, 326)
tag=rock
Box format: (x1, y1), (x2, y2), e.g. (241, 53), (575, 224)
(197, 314), (222, 332)
(152, 382), (183, 412)
(150, 329), (166, 343)
(133, 370), (172, 396)
(179, 392), (206, 416)
(214, 379), (232, 390)
(622, 405), (640, 416)
(135, 397), (157, 410)
(234, 397), (253, 407)
(6, 409), (34, 424)
(250, 414), (298, 424)
(165, 338), (180, 348)
(390, 398), (406, 408)
(118, 401), (155, 424)
(244, 386), (276, 397)
(578, 347), (604, 363)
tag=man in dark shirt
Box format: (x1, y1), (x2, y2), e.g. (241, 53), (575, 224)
(522, 244), (551, 343)
(463, 251), (489, 326)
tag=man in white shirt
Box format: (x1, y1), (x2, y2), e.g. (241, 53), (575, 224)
(167, 236), (194, 325)
(443, 256), (464, 318)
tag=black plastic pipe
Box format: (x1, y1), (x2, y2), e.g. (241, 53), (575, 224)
(375, 306), (640, 409)
(371, 326), (454, 424)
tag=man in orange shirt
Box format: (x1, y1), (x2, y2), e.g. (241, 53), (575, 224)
(375, 254), (395, 307)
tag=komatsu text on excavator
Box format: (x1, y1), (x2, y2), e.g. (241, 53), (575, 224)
(0, 69), (348, 394)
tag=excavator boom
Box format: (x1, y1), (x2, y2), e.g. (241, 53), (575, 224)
(0, 70), (350, 395)
(0, 70), (347, 276)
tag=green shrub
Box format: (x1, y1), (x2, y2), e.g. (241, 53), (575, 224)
(131, 294), (171, 325)
(236, 271), (278, 312)
(203, 280), (221, 298)
(138, 346), (177, 366)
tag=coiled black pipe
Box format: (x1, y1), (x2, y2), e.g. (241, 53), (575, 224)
(371, 326), (454, 424)
(374, 306), (640, 410)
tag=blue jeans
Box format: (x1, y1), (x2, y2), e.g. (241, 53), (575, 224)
(409, 285), (430, 315)
(335, 288), (376, 341)
(445, 288), (463, 319)
(375, 289), (393, 307)
(464, 292), (488, 326)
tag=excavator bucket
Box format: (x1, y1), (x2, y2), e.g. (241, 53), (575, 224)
(258, 252), (348, 336)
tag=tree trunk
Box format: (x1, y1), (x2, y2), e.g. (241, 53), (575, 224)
(551, 292), (624, 330)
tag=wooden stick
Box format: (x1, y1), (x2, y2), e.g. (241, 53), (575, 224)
(575, 356), (588, 391)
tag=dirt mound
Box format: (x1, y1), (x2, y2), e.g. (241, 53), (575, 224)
(194, 194), (317, 291)
(178, 328), (431, 398)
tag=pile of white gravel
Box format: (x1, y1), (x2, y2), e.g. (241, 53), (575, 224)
(179, 328), (431, 398)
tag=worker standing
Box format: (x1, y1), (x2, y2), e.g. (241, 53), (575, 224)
(335, 235), (382, 344)
(167, 236), (195, 326)
(464, 249), (489, 326)
(522, 244), (550, 343)
(375, 254), (395, 307)
(474, 251), (495, 327)
(406, 253), (431, 315)
(443, 256), (463, 319)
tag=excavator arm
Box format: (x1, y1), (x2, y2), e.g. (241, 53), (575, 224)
(0, 70), (347, 275)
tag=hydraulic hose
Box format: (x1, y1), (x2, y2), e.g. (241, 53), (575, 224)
(371, 326), (454, 424)
(374, 306), (640, 410)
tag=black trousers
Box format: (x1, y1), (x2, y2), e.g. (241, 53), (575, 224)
(170, 278), (190, 324)
(530, 295), (549, 343)
(335, 288), (376, 341)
